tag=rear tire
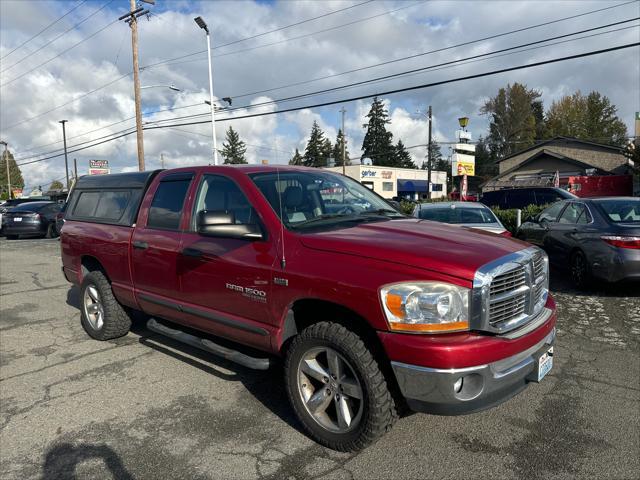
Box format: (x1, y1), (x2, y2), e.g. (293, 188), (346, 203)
(570, 250), (592, 290)
(284, 322), (397, 452)
(80, 271), (132, 340)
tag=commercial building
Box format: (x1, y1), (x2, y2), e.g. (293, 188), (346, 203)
(483, 136), (632, 192)
(326, 165), (447, 199)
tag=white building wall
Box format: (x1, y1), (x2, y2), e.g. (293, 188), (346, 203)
(324, 165), (447, 199)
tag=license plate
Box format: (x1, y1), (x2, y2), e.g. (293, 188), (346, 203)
(13, 217), (22, 222)
(537, 347), (553, 382)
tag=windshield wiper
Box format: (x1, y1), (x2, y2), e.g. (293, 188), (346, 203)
(359, 209), (405, 217)
(290, 213), (354, 228)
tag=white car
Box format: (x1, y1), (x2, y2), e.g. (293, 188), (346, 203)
(413, 201), (511, 236)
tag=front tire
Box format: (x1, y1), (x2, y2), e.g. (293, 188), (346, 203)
(285, 322), (397, 451)
(80, 271), (132, 340)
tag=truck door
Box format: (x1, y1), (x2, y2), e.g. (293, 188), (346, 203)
(178, 173), (277, 349)
(131, 172), (195, 321)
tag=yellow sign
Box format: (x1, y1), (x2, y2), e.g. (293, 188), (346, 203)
(456, 161), (475, 176)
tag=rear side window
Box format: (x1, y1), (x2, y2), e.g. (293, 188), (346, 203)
(72, 191), (130, 222)
(73, 192), (101, 217)
(147, 177), (192, 230)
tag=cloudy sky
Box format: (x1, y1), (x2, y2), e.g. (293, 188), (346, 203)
(1, 0), (638, 192)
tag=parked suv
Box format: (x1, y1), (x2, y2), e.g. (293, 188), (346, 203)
(61, 166), (556, 451)
(480, 187), (576, 209)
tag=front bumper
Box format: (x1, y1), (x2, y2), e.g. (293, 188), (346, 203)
(392, 327), (556, 415)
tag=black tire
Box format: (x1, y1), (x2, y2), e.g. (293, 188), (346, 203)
(284, 322), (397, 452)
(80, 271), (132, 340)
(5, 234), (18, 240)
(570, 250), (591, 290)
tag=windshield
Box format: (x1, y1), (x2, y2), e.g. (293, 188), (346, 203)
(250, 170), (403, 230)
(418, 205), (498, 224)
(595, 198), (640, 223)
(10, 202), (53, 212)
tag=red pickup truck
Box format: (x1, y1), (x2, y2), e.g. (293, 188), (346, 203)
(61, 165), (556, 451)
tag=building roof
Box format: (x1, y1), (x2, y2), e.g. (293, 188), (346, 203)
(495, 136), (623, 164)
(493, 149), (604, 181)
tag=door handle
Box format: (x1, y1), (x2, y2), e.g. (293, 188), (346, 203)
(133, 241), (148, 250)
(181, 247), (203, 258)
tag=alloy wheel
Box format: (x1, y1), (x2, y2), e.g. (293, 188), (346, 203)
(83, 284), (104, 330)
(297, 347), (364, 433)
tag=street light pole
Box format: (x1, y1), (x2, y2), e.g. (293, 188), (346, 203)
(195, 16), (218, 165)
(59, 120), (70, 189)
(340, 107), (346, 175)
(0, 141), (9, 199)
(427, 105), (432, 200)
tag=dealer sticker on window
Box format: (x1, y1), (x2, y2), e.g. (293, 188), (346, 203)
(537, 347), (554, 382)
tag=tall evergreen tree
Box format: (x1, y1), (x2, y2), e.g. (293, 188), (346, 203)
(220, 126), (247, 164)
(332, 129), (350, 166)
(474, 136), (497, 179)
(303, 121), (327, 167)
(480, 83), (542, 160)
(531, 100), (545, 141)
(395, 140), (415, 168)
(545, 91), (628, 146)
(361, 97), (396, 166)
(289, 148), (304, 166)
(422, 141), (443, 171)
(322, 138), (333, 166)
(0, 149), (24, 199)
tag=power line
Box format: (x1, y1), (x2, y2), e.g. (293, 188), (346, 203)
(0, 0), (88, 61)
(5, 1), (633, 134)
(225, 0), (640, 101)
(1, 0), (116, 74)
(145, 24), (640, 127)
(15, 42), (639, 167)
(1, 18), (119, 88)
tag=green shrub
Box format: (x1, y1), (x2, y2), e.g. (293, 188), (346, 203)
(491, 204), (549, 234)
(399, 200), (416, 215)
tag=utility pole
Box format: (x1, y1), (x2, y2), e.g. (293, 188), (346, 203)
(160, 153), (165, 169)
(195, 16), (218, 165)
(119, 1), (151, 172)
(73, 158), (78, 184)
(0, 141), (9, 199)
(59, 120), (69, 189)
(340, 107), (346, 175)
(427, 105), (432, 200)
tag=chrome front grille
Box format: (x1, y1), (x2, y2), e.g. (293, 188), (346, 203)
(472, 247), (549, 334)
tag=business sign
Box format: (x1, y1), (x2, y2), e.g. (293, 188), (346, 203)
(381, 170), (393, 179)
(361, 169), (377, 178)
(89, 159), (110, 175)
(452, 153), (475, 176)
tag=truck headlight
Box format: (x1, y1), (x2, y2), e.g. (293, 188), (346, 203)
(380, 282), (470, 333)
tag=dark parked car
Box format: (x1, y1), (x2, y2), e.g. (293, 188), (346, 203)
(1, 197), (51, 235)
(2, 201), (62, 239)
(516, 197), (640, 288)
(481, 187), (576, 209)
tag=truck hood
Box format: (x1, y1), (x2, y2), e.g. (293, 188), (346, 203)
(298, 218), (528, 281)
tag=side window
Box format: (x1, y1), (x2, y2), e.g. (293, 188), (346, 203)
(193, 175), (257, 227)
(558, 203), (580, 224)
(535, 190), (562, 205)
(94, 191), (131, 221)
(73, 192), (100, 217)
(508, 190), (532, 208)
(539, 202), (565, 222)
(147, 177), (192, 230)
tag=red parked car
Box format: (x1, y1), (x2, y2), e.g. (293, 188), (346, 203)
(60, 166), (556, 451)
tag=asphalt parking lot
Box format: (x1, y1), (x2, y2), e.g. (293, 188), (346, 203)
(1, 237), (639, 480)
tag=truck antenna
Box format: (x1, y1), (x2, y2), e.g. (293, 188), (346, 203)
(276, 166), (286, 270)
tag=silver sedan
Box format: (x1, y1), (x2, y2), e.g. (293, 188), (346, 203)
(413, 201), (510, 236)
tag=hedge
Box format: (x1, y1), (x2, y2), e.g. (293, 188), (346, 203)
(491, 204), (548, 234)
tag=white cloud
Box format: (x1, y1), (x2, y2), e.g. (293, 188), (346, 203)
(0, 0), (637, 190)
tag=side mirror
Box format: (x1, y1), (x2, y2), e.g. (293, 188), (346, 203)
(197, 210), (263, 240)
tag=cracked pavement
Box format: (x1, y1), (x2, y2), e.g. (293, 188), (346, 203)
(1, 238), (639, 479)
